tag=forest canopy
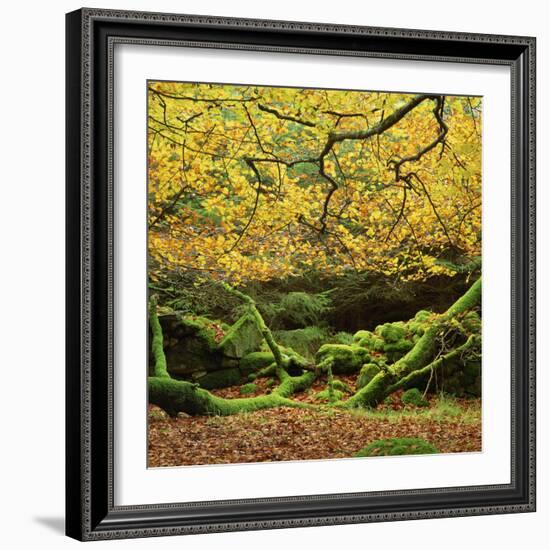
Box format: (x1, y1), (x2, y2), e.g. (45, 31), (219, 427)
(148, 82), (481, 286)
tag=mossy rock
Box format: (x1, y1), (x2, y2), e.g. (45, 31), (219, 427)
(196, 368), (241, 390)
(353, 330), (375, 348)
(414, 310), (432, 323)
(316, 344), (371, 374)
(370, 335), (387, 352)
(376, 322), (407, 343)
(239, 382), (258, 395)
(407, 310), (432, 337)
(274, 326), (328, 359)
(357, 363), (381, 389)
(355, 437), (438, 457)
(314, 388), (345, 403)
(383, 338), (414, 362)
(158, 313), (224, 376)
(331, 379), (353, 394)
(177, 315), (220, 348)
(401, 388), (429, 407)
(218, 312), (264, 359)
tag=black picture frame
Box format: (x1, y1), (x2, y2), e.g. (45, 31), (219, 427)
(66, 7), (536, 541)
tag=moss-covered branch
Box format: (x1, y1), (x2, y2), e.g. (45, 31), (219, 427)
(221, 282), (285, 368)
(149, 295), (170, 378)
(343, 277), (481, 409)
(386, 335), (479, 393)
(149, 376), (314, 417)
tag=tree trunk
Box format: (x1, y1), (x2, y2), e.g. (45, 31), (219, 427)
(342, 276), (481, 409)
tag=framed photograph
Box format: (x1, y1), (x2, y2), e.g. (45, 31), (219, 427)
(65, 8), (536, 541)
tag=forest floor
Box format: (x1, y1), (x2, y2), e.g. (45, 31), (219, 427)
(148, 379), (481, 467)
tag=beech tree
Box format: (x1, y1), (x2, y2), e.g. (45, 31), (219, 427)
(146, 82), (482, 416)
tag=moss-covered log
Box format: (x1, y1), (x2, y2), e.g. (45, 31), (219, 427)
(343, 277), (481, 409)
(387, 335), (479, 394)
(149, 376), (313, 416)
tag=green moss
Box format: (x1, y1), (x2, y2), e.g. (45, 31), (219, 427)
(377, 322), (407, 343)
(265, 378), (276, 388)
(353, 330), (375, 348)
(401, 388), (429, 407)
(314, 388), (345, 403)
(149, 375), (313, 417)
(196, 368), (241, 390)
(178, 314), (220, 351)
(274, 368), (317, 397)
(240, 351), (277, 374)
(218, 311), (264, 359)
(407, 310), (432, 338)
(462, 310), (481, 334)
(370, 336), (386, 352)
(355, 437), (438, 457)
(331, 379), (353, 394)
(316, 344), (371, 374)
(239, 382), (258, 395)
(383, 338), (414, 362)
(343, 371), (391, 409)
(357, 363), (382, 389)
(414, 310), (432, 322)
(222, 283), (288, 368)
(274, 326), (328, 359)
(149, 297), (170, 378)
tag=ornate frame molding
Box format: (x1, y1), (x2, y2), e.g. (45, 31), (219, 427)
(66, 8), (536, 541)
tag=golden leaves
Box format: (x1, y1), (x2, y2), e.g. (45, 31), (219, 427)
(148, 82), (482, 284)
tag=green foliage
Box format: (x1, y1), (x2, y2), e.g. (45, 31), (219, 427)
(401, 388), (429, 407)
(260, 291), (332, 329)
(329, 331), (355, 345)
(239, 383), (258, 395)
(355, 437), (438, 457)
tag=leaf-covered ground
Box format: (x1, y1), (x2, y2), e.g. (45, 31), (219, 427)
(148, 384), (481, 467)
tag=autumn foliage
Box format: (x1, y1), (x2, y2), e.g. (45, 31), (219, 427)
(148, 82), (481, 285)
